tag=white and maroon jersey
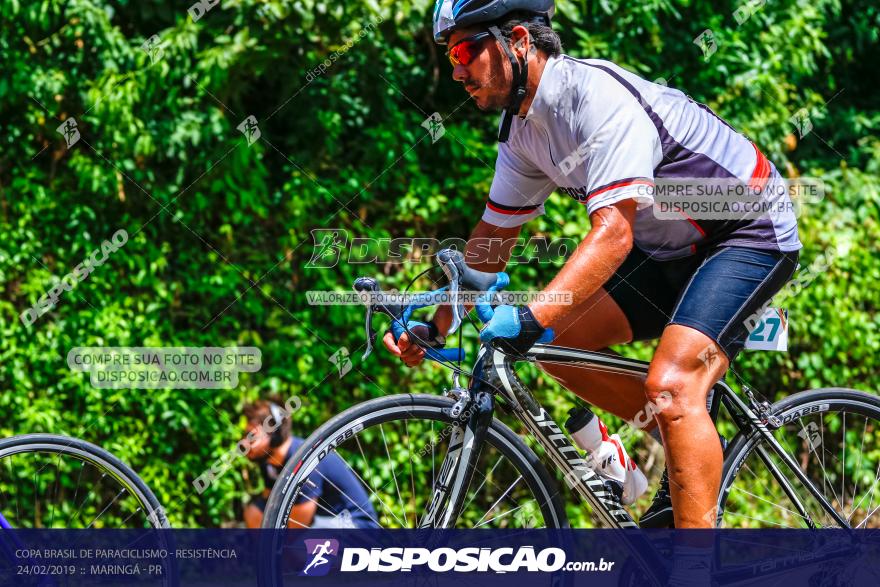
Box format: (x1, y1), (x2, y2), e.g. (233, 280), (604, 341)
(482, 55), (801, 260)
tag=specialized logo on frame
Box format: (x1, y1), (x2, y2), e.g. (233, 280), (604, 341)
(300, 539), (339, 576)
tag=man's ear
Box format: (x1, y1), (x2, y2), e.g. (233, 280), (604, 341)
(510, 25), (532, 59)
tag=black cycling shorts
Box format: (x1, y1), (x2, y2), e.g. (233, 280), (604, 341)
(604, 245), (799, 361)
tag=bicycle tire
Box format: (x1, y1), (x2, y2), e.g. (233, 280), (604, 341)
(0, 433), (170, 528)
(264, 394), (567, 528)
(0, 434), (177, 586)
(259, 394), (568, 584)
(717, 387), (880, 528)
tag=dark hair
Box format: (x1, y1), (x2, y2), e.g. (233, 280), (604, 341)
(243, 397), (291, 442)
(492, 10), (562, 57)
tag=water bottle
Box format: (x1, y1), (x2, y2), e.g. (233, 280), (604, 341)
(565, 406), (648, 505)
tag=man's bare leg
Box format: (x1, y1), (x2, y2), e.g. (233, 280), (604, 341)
(645, 324), (728, 527)
(535, 288), (654, 426)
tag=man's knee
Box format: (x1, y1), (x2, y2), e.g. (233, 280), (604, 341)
(644, 367), (704, 426)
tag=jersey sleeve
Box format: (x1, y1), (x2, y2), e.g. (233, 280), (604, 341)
(482, 143), (555, 227)
(576, 91), (660, 215)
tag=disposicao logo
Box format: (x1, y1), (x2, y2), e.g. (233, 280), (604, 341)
(300, 539), (339, 576)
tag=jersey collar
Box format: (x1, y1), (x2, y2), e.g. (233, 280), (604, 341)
(523, 54), (564, 126)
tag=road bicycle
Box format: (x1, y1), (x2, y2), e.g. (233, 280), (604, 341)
(260, 249), (880, 580)
(0, 434), (174, 585)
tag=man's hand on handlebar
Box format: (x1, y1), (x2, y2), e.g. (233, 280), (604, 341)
(479, 304), (554, 355)
(383, 329), (426, 367)
(382, 320), (443, 368)
(369, 246), (521, 367)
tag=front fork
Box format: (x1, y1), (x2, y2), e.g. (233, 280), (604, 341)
(418, 389), (495, 528)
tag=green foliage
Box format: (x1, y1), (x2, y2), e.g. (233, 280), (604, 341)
(1, 0), (877, 527)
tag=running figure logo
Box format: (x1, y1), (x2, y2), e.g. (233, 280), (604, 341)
(300, 539), (339, 576)
(236, 115), (261, 146)
(56, 118), (80, 148)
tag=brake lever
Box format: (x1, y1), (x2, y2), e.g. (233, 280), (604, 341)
(354, 277), (378, 360)
(362, 303), (375, 360)
(438, 252), (464, 336)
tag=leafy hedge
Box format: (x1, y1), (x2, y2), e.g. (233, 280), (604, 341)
(1, 0), (877, 527)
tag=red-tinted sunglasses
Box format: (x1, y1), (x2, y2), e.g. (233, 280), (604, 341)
(447, 31), (492, 67)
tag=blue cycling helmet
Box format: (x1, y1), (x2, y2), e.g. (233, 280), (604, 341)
(434, 0), (555, 45)
(433, 0), (555, 45)
(432, 0), (556, 142)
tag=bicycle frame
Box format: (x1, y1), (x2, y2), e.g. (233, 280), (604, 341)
(350, 250), (859, 586)
(421, 341), (849, 533)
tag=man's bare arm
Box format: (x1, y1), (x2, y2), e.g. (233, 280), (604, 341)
(529, 199), (637, 329)
(462, 220), (522, 272)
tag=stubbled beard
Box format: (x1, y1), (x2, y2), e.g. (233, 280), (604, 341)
(477, 90), (509, 112)
(470, 57), (511, 112)
(468, 80), (510, 112)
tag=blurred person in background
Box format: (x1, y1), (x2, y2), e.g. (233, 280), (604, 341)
(242, 398), (379, 528)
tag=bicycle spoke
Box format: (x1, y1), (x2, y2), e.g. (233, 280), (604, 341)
(723, 509), (794, 528)
(820, 416), (830, 503)
(65, 460), (87, 526)
(119, 505), (145, 527)
(475, 502), (527, 528)
(847, 458), (880, 523)
(729, 485), (804, 520)
(405, 419), (417, 523)
(7, 457), (19, 524)
(463, 455), (504, 512)
(798, 416), (842, 509)
(49, 451), (64, 528)
(86, 487), (128, 529)
(380, 424), (407, 526)
(294, 467), (384, 528)
(69, 472), (108, 527)
(474, 475), (523, 528)
(856, 501), (880, 529)
(350, 436), (408, 526)
(842, 411), (846, 512)
(322, 455), (398, 527)
(739, 461), (806, 526)
(32, 459), (38, 527)
(850, 415), (869, 519)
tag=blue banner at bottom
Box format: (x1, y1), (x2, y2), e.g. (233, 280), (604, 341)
(1, 529), (879, 586)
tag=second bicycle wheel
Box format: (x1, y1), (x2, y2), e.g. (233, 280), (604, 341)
(263, 393), (568, 530)
(717, 388), (880, 528)
(0, 433), (169, 529)
(0, 433), (176, 586)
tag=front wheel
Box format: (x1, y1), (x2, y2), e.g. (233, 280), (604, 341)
(717, 388), (880, 528)
(263, 393), (567, 530)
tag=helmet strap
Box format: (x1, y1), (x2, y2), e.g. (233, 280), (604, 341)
(488, 25), (529, 143)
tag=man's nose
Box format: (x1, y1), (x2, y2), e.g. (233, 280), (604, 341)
(452, 63), (469, 82)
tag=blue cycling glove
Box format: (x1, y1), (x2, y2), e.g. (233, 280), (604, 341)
(479, 305), (554, 356)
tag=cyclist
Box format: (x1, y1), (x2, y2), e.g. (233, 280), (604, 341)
(242, 399), (378, 528)
(384, 0), (801, 531)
